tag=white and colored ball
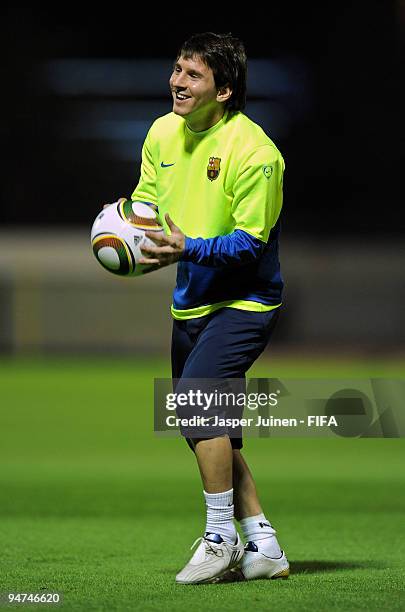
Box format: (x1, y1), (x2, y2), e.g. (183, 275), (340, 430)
(91, 200), (162, 277)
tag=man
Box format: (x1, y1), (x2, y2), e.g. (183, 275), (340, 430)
(133, 32), (289, 584)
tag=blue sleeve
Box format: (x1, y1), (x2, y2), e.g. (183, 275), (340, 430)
(180, 229), (265, 267)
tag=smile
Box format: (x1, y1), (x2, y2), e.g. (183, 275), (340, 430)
(175, 92), (191, 101)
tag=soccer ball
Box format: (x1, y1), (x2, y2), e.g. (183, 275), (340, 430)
(91, 200), (163, 276)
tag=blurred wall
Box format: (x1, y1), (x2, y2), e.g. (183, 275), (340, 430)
(1, 5), (403, 356)
(0, 230), (403, 355)
(2, 4), (403, 236)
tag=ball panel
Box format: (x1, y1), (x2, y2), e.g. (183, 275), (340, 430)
(131, 201), (156, 218)
(92, 234), (134, 276)
(118, 200), (162, 231)
(97, 246), (121, 270)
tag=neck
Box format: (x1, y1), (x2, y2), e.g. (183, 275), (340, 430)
(186, 106), (225, 132)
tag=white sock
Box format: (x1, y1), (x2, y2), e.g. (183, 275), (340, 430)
(204, 488), (236, 544)
(239, 513), (282, 557)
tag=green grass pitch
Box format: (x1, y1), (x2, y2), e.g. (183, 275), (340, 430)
(0, 356), (404, 611)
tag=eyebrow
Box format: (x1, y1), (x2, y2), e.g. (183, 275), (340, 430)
(173, 61), (205, 77)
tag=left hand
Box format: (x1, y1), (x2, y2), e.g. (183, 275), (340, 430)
(139, 213), (186, 267)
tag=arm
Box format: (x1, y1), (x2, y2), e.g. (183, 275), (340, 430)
(183, 145), (284, 267)
(182, 229), (265, 267)
(139, 220), (265, 270)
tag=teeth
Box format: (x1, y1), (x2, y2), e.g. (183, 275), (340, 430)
(176, 93), (189, 100)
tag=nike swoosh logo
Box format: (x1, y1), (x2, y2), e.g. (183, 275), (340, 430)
(160, 162), (175, 167)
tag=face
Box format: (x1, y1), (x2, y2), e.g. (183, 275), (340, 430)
(169, 55), (230, 126)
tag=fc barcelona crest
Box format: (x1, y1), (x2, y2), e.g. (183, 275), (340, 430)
(207, 157), (221, 181)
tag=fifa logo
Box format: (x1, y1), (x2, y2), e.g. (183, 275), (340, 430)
(207, 157), (221, 181)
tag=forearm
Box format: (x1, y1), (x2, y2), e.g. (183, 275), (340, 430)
(181, 229), (265, 267)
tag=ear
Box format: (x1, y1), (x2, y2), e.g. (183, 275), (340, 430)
(216, 84), (233, 104)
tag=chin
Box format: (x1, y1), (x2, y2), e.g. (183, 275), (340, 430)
(173, 104), (189, 117)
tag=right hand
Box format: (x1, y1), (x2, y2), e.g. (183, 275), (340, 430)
(103, 197), (127, 210)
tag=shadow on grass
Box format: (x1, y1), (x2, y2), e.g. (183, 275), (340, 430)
(164, 560), (388, 584)
(292, 560), (386, 574)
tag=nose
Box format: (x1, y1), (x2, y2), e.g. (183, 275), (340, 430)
(171, 71), (187, 89)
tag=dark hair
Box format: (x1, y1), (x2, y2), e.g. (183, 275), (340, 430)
(177, 32), (247, 112)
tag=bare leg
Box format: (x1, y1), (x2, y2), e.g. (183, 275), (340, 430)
(232, 449), (262, 520)
(193, 436), (233, 493)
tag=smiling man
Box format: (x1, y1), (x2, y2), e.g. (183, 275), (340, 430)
(132, 32), (289, 584)
(170, 55), (229, 132)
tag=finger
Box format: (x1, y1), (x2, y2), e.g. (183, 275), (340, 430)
(140, 244), (158, 255)
(138, 257), (160, 265)
(145, 231), (170, 245)
(165, 213), (180, 233)
(142, 244), (175, 255)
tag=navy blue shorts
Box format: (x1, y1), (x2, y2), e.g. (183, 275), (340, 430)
(171, 306), (280, 450)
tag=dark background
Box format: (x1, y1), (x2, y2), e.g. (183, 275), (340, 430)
(2, 2), (403, 236)
(0, 5), (403, 357)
